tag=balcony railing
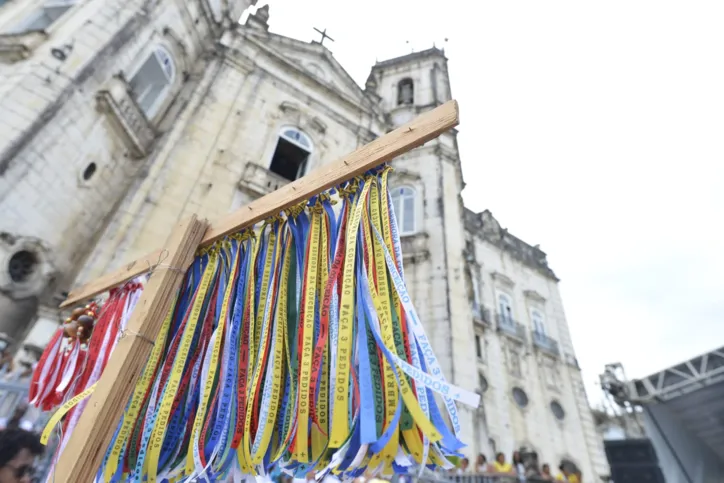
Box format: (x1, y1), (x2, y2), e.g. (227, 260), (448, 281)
(531, 330), (560, 356)
(414, 473), (553, 483)
(96, 76), (156, 159)
(238, 162), (291, 197)
(473, 304), (492, 327)
(496, 314), (527, 342)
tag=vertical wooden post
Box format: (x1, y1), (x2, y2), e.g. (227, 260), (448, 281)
(52, 215), (208, 483)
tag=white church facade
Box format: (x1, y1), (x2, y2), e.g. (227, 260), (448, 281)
(0, 0), (608, 478)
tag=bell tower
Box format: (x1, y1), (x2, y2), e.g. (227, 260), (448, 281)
(366, 49), (481, 455)
(366, 47), (453, 126)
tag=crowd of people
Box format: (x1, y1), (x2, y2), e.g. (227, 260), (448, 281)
(0, 424), (587, 483)
(0, 428), (43, 483)
(452, 452), (582, 482)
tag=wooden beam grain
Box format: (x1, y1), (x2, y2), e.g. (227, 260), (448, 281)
(60, 249), (165, 308)
(52, 216), (208, 483)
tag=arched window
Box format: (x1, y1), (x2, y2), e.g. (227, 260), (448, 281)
(390, 186), (416, 235)
(397, 78), (414, 106)
(129, 46), (176, 118)
(269, 127), (313, 181)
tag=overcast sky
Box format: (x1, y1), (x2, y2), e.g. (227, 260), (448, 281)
(255, 0), (724, 402)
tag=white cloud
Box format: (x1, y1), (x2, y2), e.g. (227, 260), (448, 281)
(263, 0), (724, 400)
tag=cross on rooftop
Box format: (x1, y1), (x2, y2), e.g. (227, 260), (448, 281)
(313, 27), (335, 46)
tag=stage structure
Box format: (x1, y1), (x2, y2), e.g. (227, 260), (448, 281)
(601, 347), (724, 483)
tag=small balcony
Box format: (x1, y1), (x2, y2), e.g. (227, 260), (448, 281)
(0, 31), (48, 63)
(472, 304), (492, 328)
(238, 162), (291, 197)
(96, 76), (156, 159)
(532, 330), (560, 356)
(496, 314), (527, 342)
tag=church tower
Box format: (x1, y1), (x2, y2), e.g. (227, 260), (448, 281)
(0, 0), (254, 343)
(366, 48), (481, 454)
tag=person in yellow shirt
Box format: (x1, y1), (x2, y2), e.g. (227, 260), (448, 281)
(491, 452), (514, 474)
(555, 464), (581, 483)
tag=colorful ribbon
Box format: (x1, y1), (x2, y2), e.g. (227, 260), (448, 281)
(37, 166), (480, 483)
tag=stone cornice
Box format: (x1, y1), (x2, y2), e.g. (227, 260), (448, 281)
(232, 31), (382, 119)
(524, 290), (546, 304)
(464, 208), (559, 281)
(491, 271), (515, 289)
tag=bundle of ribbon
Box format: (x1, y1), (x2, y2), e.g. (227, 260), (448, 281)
(29, 283), (143, 413)
(43, 165), (480, 482)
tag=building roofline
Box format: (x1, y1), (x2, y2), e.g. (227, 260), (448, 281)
(464, 207), (559, 281)
(373, 47), (447, 69)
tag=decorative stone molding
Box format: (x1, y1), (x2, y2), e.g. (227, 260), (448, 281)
(95, 76), (156, 159)
(473, 304), (492, 328)
(223, 52), (255, 75)
(563, 353), (580, 370)
(0, 31), (48, 63)
(388, 167), (422, 184)
(464, 208), (559, 281)
(491, 271), (515, 289)
(308, 116), (327, 134)
(279, 101), (300, 115)
(238, 162), (290, 197)
(400, 232), (430, 264)
(0, 233), (57, 300)
(524, 289), (546, 303)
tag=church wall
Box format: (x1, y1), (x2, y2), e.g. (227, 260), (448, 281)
(77, 33), (386, 285)
(0, 0), (219, 340)
(0, 2), (608, 472)
(469, 233), (608, 478)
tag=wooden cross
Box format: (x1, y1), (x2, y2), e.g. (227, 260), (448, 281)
(52, 100), (460, 482)
(314, 27), (335, 46)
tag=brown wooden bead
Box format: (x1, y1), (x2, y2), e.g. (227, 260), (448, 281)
(70, 307), (85, 320)
(63, 320), (78, 338)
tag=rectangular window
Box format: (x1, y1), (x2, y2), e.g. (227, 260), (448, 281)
(402, 195), (414, 233)
(531, 310), (546, 335)
(472, 272), (481, 306)
(5, 0), (75, 34)
(475, 335), (482, 360)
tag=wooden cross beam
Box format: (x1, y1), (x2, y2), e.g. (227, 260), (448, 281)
(52, 100), (460, 482)
(60, 100), (459, 308)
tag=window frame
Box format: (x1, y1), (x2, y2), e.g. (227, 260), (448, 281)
(497, 292), (514, 322)
(478, 372), (488, 393)
(279, 127), (313, 152)
(512, 387), (529, 409)
(471, 270), (482, 307)
(474, 334), (483, 360)
(5, 0), (77, 35)
(127, 46), (177, 120)
(389, 185), (417, 236)
(397, 77), (414, 106)
(550, 400), (566, 421)
(531, 309), (546, 335)
(268, 126), (314, 181)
